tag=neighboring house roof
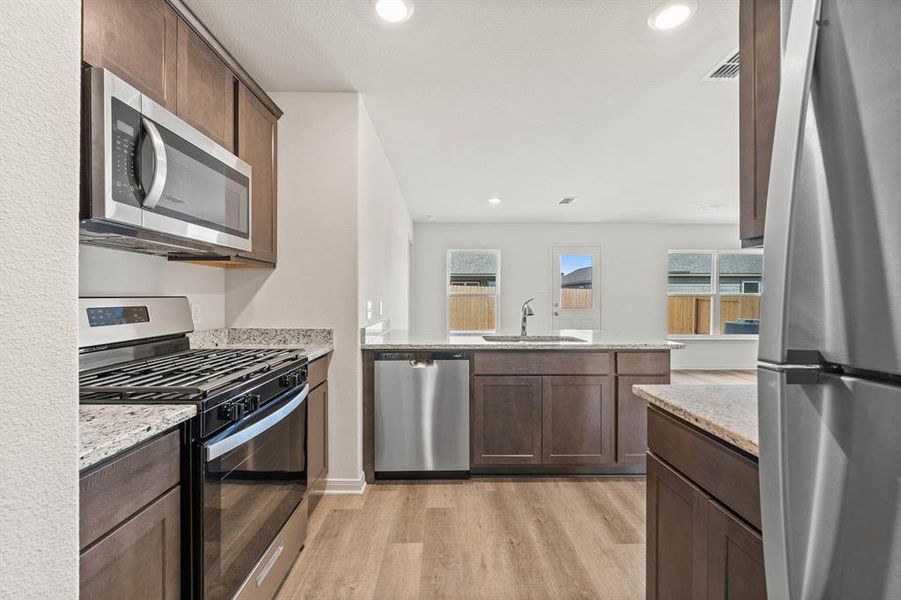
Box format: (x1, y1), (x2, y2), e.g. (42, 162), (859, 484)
(668, 253), (712, 274)
(719, 253), (763, 275)
(668, 253), (762, 275)
(450, 251), (497, 276)
(561, 266), (592, 287)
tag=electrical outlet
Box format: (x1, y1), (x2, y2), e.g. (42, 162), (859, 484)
(366, 301), (373, 320)
(190, 302), (201, 327)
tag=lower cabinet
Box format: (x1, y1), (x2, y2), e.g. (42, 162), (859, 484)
(472, 376), (542, 465)
(307, 381), (329, 514)
(647, 455), (710, 600)
(647, 410), (767, 600)
(472, 374), (615, 467)
(542, 376), (613, 464)
(617, 375), (669, 466)
(79, 429), (183, 600)
(80, 487), (181, 600)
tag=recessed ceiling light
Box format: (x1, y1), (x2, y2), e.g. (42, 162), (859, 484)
(487, 197), (502, 205)
(374, 0), (414, 23)
(427, 215), (436, 221)
(647, 1), (697, 31)
(700, 203), (724, 211)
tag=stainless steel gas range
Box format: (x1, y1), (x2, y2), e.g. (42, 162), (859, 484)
(79, 296), (309, 600)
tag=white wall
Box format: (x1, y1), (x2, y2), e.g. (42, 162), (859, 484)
(225, 92), (363, 486)
(0, 1), (81, 597)
(357, 99), (414, 329)
(79, 246), (226, 330)
(413, 223), (758, 369)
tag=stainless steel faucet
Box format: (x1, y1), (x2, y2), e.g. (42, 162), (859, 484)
(520, 298), (535, 336)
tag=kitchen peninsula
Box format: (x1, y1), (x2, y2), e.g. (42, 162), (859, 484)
(362, 330), (683, 483)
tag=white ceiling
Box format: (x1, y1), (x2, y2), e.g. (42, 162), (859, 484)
(187, 0), (739, 224)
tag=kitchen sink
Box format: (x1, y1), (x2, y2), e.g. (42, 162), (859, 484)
(481, 335), (587, 343)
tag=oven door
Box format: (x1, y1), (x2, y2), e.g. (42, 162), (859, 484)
(201, 385), (308, 600)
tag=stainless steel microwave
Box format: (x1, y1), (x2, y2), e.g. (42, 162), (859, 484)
(80, 68), (252, 257)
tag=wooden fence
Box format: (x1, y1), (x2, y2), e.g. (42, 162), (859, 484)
(560, 288), (593, 309)
(449, 285), (496, 331)
(667, 295), (760, 335)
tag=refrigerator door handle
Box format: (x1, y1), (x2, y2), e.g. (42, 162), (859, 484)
(757, 0), (823, 363)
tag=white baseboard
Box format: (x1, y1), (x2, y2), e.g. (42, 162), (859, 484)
(324, 472), (367, 495)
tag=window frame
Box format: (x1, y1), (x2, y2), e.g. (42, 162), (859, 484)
(666, 249), (763, 340)
(446, 249), (501, 335)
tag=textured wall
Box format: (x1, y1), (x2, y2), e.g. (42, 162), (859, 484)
(80, 245), (227, 330)
(225, 93), (364, 488)
(0, 1), (81, 598)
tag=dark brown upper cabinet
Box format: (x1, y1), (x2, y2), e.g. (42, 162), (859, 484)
(542, 376), (614, 465)
(739, 0), (781, 246)
(82, 0), (178, 110)
(82, 0), (282, 267)
(236, 83), (278, 265)
(176, 19), (235, 152)
(472, 376), (543, 465)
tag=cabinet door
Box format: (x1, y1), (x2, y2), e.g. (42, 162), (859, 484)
(83, 0), (178, 110)
(80, 487), (180, 600)
(647, 455), (709, 600)
(472, 376), (542, 465)
(707, 499), (767, 600)
(307, 382), (328, 516)
(541, 376), (614, 465)
(176, 20), (235, 151)
(617, 375), (669, 466)
(739, 0), (781, 244)
(237, 84), (278, 264)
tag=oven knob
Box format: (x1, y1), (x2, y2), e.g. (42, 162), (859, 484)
(220, 401), (245, 423)
(244, 394), (261, 412)
(279, 373), (292, 387)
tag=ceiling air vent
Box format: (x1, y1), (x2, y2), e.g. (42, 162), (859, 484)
(558, 197), (578, 205)
(702, 50), (740, 81)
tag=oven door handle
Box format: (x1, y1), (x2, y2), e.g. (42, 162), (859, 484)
(205, 383), (309, 461)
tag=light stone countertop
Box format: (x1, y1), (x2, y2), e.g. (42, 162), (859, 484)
(80, 404), (196, 471)
(633, 384), (759, 456)
(189, 327), (334, 361)
(362, 330), (683, 351)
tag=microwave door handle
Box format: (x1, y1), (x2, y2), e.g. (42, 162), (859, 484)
(205, 384), (309, 462)
(140, 117), (167, 209)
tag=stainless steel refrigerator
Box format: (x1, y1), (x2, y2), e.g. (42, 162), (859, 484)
(758, 1), (901, 598)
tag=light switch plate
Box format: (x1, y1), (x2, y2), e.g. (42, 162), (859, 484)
(378, 300), (384, 317)
(366, 301), (373, 320)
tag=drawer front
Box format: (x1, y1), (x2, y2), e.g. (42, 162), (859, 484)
(473, 352), (610, 376)
(616, 351), (670, 375)
(308, 353), (330, 390)
(648, 407), (761, 530)
(80, 430), (181, 549)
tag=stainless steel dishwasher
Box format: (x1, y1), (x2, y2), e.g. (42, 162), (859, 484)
(374, 351), (470, 476)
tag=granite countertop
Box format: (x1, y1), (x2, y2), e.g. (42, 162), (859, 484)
(189, 327), (334, 361)
(633, 384), (759, 456)
(362, 330), (683, 351)
(80, 404), (196, 471)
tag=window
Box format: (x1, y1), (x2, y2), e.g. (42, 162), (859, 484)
(447, 250), (500, 334)
(667, 250), (763, 336)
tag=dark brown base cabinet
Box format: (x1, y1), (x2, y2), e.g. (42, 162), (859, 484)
(306, 353), (331, 516)
(471, 351), (669, 473)
(79, 430), (182, 600)
(647, 408), (766, 600)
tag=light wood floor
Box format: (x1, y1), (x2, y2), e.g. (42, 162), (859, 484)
(276, 370), (753, 599)
(276, 477), (646, 600)
(671, 369), (756, 384)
